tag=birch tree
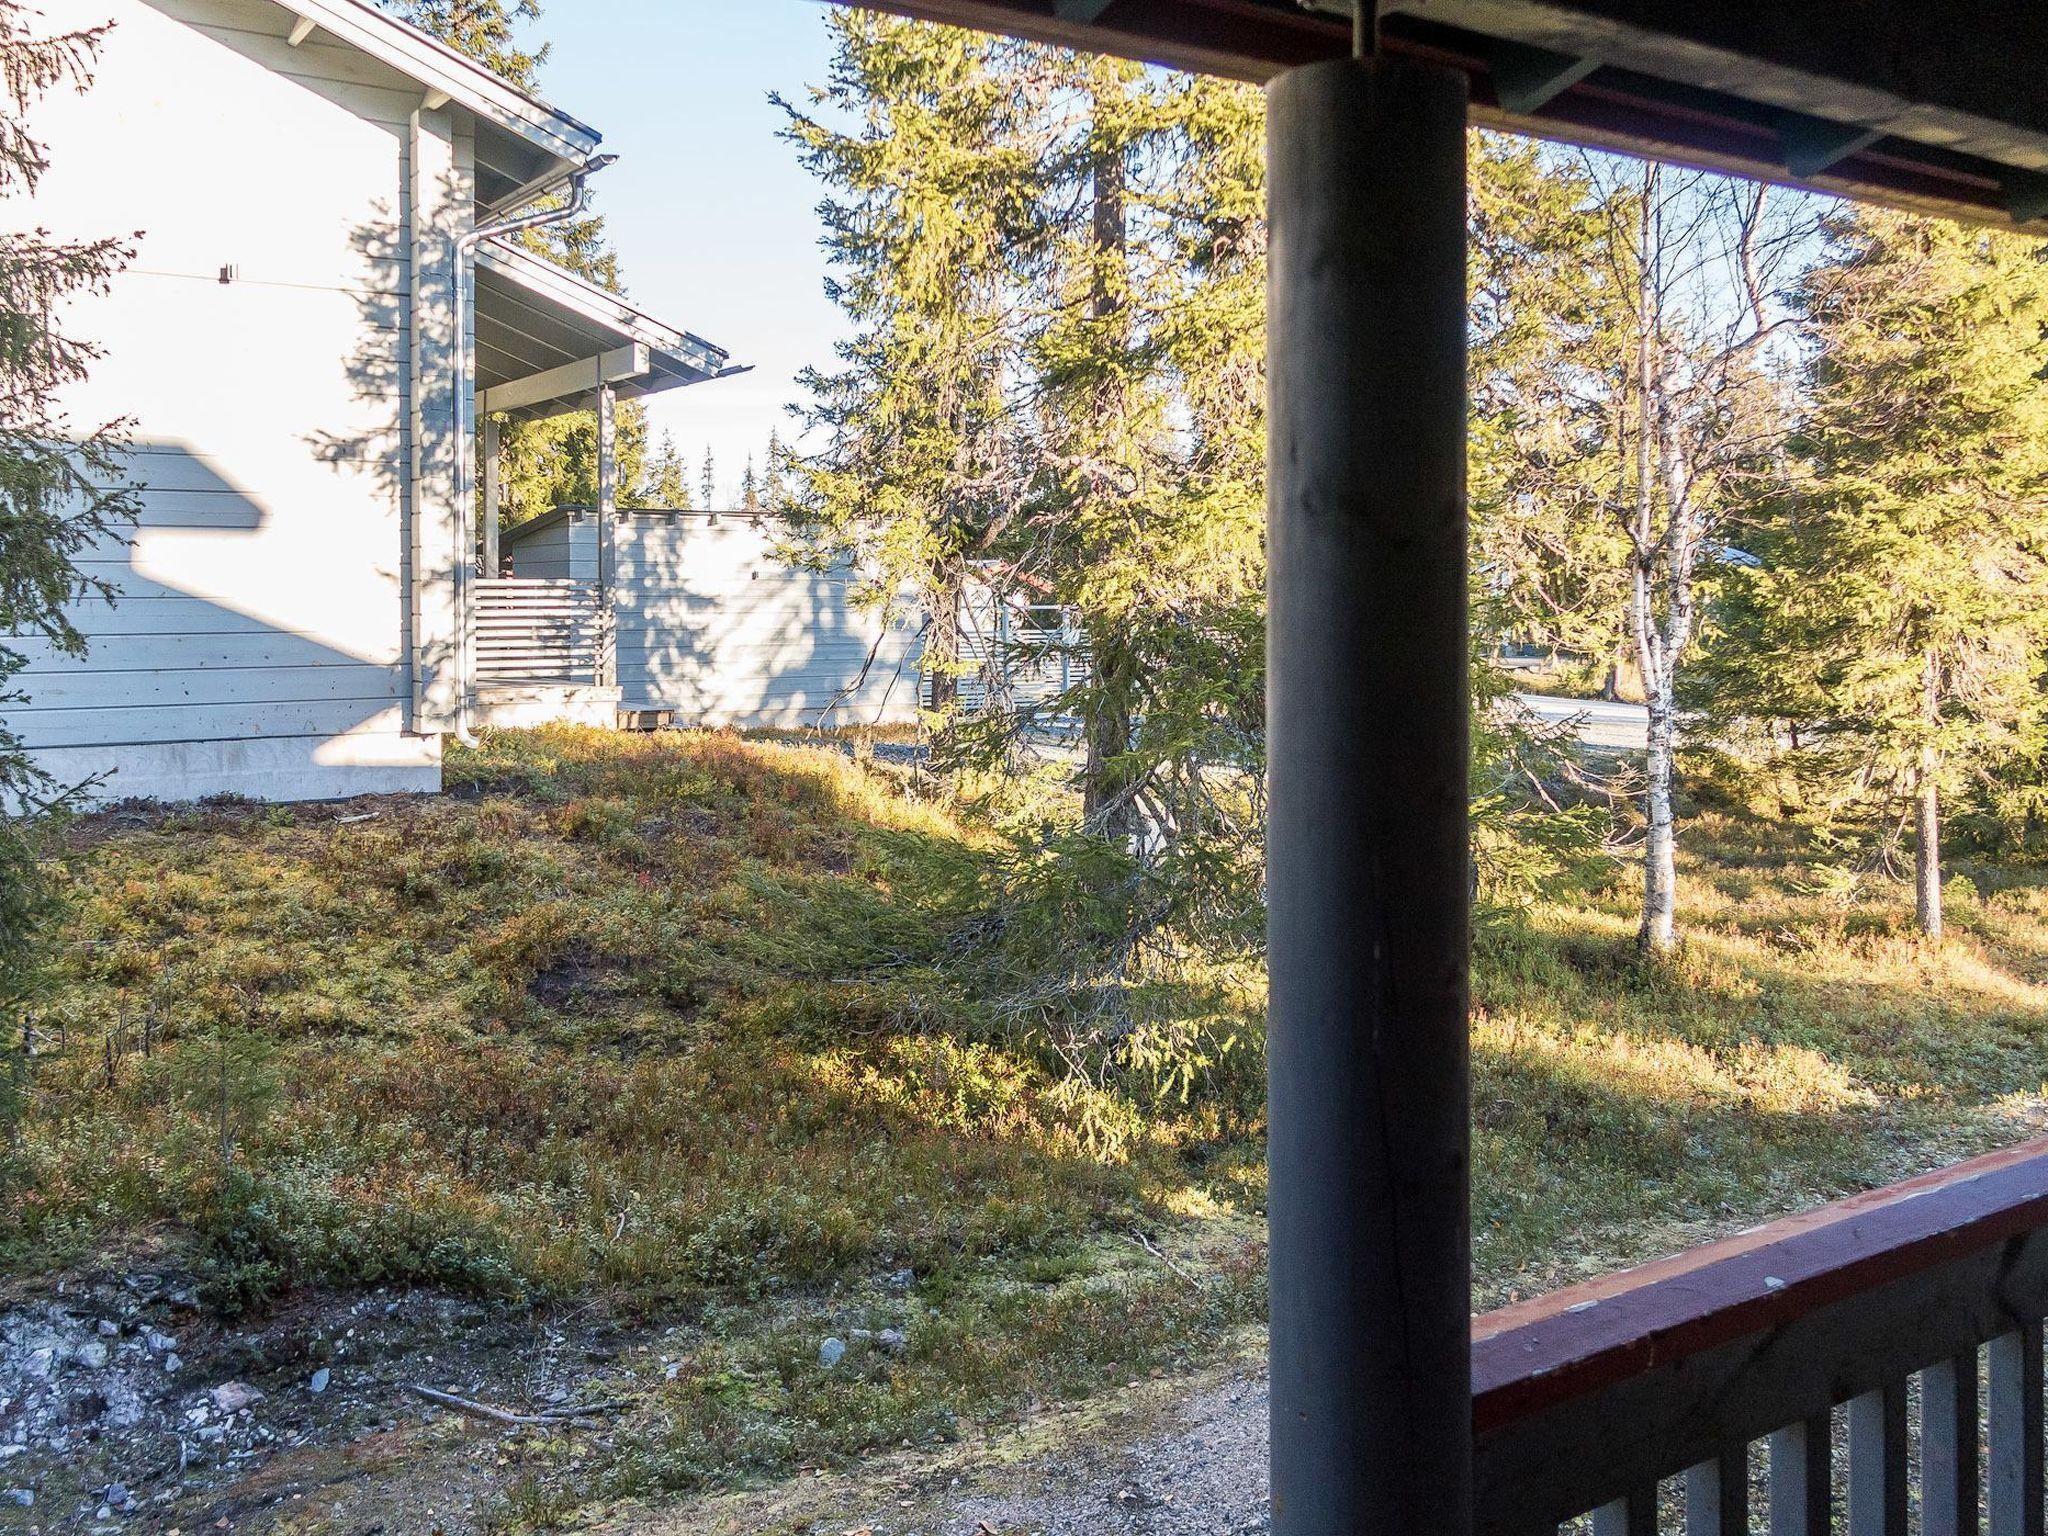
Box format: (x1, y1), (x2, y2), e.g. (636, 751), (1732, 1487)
(1599, 162), (1808, 950)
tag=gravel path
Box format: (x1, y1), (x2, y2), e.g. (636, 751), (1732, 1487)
(600, 1363), (1272, 1536)
(944, 1373), (1270, 1536)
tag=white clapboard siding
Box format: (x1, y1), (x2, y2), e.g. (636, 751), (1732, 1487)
(12, 664), (405, 712)
(57, 274), (407, 457)
(4, 3), (411, 288)
(12, 631), (405, 673)
(12, 700), (413, 753)
(0, 0), (439, 801)
(22, 599), (329, 639)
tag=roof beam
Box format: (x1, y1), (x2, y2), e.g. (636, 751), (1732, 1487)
(1053, 0), (1118, 19)
(1776, 110), (1883, 178)
(1485, 40), (1597, 116)
(2009, 173), (2048, 228)
(286, 14), (317, 46)
(482, 344), (649, 416)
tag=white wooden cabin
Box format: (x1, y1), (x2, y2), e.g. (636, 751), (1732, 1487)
(496, 510), (924, 730)
(11, 0), (736, 802)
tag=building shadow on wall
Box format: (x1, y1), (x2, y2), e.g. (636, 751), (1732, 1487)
(8, 439), (424, 804)
(514, 512), (921, 730)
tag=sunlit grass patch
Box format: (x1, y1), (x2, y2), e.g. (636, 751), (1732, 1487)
(8, 729), (2048, 1519)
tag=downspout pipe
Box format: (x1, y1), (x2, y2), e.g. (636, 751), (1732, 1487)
(449, 152), (618, 745)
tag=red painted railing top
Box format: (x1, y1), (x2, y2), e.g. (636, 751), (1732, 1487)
(1471, 1136), (2048, 1434)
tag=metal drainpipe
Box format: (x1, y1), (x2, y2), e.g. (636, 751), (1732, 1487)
(449, 152), (617, 745)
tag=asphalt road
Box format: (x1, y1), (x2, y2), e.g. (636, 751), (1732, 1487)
(1515, 691), (1649, 751)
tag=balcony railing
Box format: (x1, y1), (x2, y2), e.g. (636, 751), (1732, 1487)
(1474, 1137), (2048, 1535)
(473, 577), (614, 688)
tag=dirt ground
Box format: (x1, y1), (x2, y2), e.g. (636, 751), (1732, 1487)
(0, 1260), (660, 1535)
(0, 1260), (1268, 1536)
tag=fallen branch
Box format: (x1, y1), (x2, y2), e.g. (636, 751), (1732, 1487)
(406, 1384), (629, 1428)
(1127, 1230), (1206, 1292)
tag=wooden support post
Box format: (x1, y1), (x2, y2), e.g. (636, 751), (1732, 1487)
(596, 382), (618, 690)
(481, 414), (501, 577)
(1265, 55), (1471, 1536)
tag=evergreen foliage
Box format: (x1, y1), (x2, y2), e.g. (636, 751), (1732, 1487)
(1696, 209), (2048, 934)
(777, 14), (1042, 717)
(0, 2), (138, 1009)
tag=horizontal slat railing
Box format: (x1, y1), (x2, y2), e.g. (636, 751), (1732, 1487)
(1474, 1139), (2048, 1535)
(473, 577), (612, 686)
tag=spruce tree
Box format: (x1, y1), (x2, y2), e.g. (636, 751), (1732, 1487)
(641, 431), (691, 510)
(0, 2), (139, 993)
(1022, 57), (1267, 884)
(779, 12), (1042, 718)
(1468, 136), (1633, 690)
(1708, 209), (2048, 936)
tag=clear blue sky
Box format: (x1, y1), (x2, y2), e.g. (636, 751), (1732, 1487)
(534, 1), (845, 506)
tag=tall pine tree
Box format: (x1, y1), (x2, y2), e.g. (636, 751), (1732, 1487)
(778, 13), (1042, 716)
(1704, 209), (2048, 936)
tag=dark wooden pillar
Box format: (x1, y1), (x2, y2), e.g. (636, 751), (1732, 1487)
(1265, 55), (1472, 1535)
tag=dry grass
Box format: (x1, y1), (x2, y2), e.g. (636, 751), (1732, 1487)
(4, 725), (2044, 1520)
(1471, 809), (2048, 1303)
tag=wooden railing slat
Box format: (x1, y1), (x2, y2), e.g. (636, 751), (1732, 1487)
(1847, 1382), (1908, 1535)
(1595, 1485), (1660, 1536)
(1686, 1447), (1750, 1536)
(1925, 1351), (1982, 1536)
(1769, 1414), (1830, 1536)
(1989, 1326), (2044, 1536)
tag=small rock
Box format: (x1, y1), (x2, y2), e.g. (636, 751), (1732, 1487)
(96, 1503), (113, 1520)
(876, 1328), (908, 1355)
(94, 1319), (120, 1338)
(308, 1368), (330, 1395)
(4, 1489), (32, 1508)
(884, 1268), (916, 1291)
(162, 1353), (182, 1375)
(73, 1340), (110, 1369)
(144, 1331), (176, 1354)
(818, 1337), (846, 1369)
(106, 1481), (132, 1510)
(663, 1362), (681, 1382)
(0, 1446), (21, 1462)
(210, 1381), (262, 1413)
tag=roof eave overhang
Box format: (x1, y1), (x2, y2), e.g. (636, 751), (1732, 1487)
(277, 0), (602, 167)
(476, 239), (740, 421)
(859, 0), (2048, 232)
